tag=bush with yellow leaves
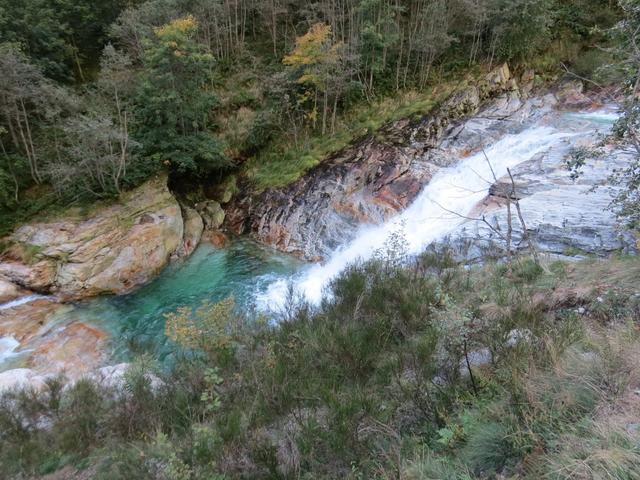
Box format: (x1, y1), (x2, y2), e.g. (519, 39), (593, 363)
(165, 297), (237, 367)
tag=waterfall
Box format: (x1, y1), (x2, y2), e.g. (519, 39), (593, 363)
(0, 336), (20, 364)
(258, 110), (618, 309)
(0, 294), (49, 311)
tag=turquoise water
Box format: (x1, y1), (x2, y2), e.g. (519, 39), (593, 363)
(55, 239), (301, 364)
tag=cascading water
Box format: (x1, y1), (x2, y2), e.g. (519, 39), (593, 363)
(0, 295), (49, 368)
(0, 336), (20, 364)
(258, 111), (618, 308)
(0, 107), (619, 373)
(0, 294), (48, 311)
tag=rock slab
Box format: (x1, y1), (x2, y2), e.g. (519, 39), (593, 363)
(0, 174), (184, 300)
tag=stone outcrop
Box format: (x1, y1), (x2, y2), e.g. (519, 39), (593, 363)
(28, 321), (108, 375)
(197, 200), (226, 230)
(0, 174), (184, 300)
(0, 368), (48, 392)
(452, 142), (637, 258)
(0, 299), (108, 382)
(555, 80), (593, 109)
(225, 64), (528, 260)
(175, 207), (204, 258)
(0, 277), (21, 303)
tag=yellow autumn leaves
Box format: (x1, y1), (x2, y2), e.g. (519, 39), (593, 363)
(165, 297), (236, 365)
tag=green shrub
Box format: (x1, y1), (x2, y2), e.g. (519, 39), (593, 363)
(2, 255), (640, 478)
(460, 421), (517, 475)
(405, 449), (472, 480)
(94, 444), (153, 480)
(57, 379), (105, 452)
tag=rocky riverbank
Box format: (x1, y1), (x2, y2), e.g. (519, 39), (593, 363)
(452, 131), (636, 259)
(0, 173), (208, 384)
(0, 174), (190, 301)
(225, 64), (531, 260)
(225, 67), (633, 262)
(0, 298), (107, 388)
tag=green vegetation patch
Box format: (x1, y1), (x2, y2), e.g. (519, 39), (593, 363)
(3, 249), (640, 479)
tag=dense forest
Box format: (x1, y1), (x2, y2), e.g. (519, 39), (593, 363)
(0, 0), (628, 235)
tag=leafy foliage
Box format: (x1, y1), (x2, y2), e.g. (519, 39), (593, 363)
(0, 0), (623, 231)
(135, 16), (228, 175)
(0, 0), (127, 81)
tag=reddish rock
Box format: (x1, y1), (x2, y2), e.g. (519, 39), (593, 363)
(28, 322), (108, 378)
(0, 299), (109, 379)
(0, 277), (22, 303)
(0, 299), (66, 345)
(207, 230), (230, 249)
(175, 207), (204, 258)
(556, 80), (594, 109)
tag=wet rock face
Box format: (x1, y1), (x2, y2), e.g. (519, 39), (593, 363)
(196, 199), (225, 230)
(451, 133), (637, 258)
(175, 206), (204, 259)
(556, 80), (593, 109)
(0, 277), (21, 303)
(0, 174), (184, 300)
(0, 299), (107, 380)
(227, 141), (436, 259)
(227, 65), (521, 260)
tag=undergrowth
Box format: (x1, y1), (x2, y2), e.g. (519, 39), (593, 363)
(1, 251), (639, 479)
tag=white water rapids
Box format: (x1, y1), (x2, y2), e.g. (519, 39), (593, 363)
(0, 295), (49, 367)
(0, 294), (48, 311)
(0, 336), (20, 364)
(258, 110), (617, 309)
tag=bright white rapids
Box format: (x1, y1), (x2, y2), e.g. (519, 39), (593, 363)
(0, 336), (20, 364)
(0, 295), (49, 366)
(258, 127), (573, 307)
(0, 294), (48, 311)
(257, 110), (618, 309)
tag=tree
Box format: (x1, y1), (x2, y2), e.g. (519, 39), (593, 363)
(47, 113), (138, 199)
(283, 23), (350, 134)
(0, 44), (71, 185)
(0, 0), (129, 82)
(191, 0), (249, 60)
(44, 46), (141, 199)
(357, 0), (399, 94)
(110, 0), (184, 64)
(135, 16), (228, 175)
(0, 127), (21, 204)
(96, 45), (139, 190)
(486, 0), (556, 62)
